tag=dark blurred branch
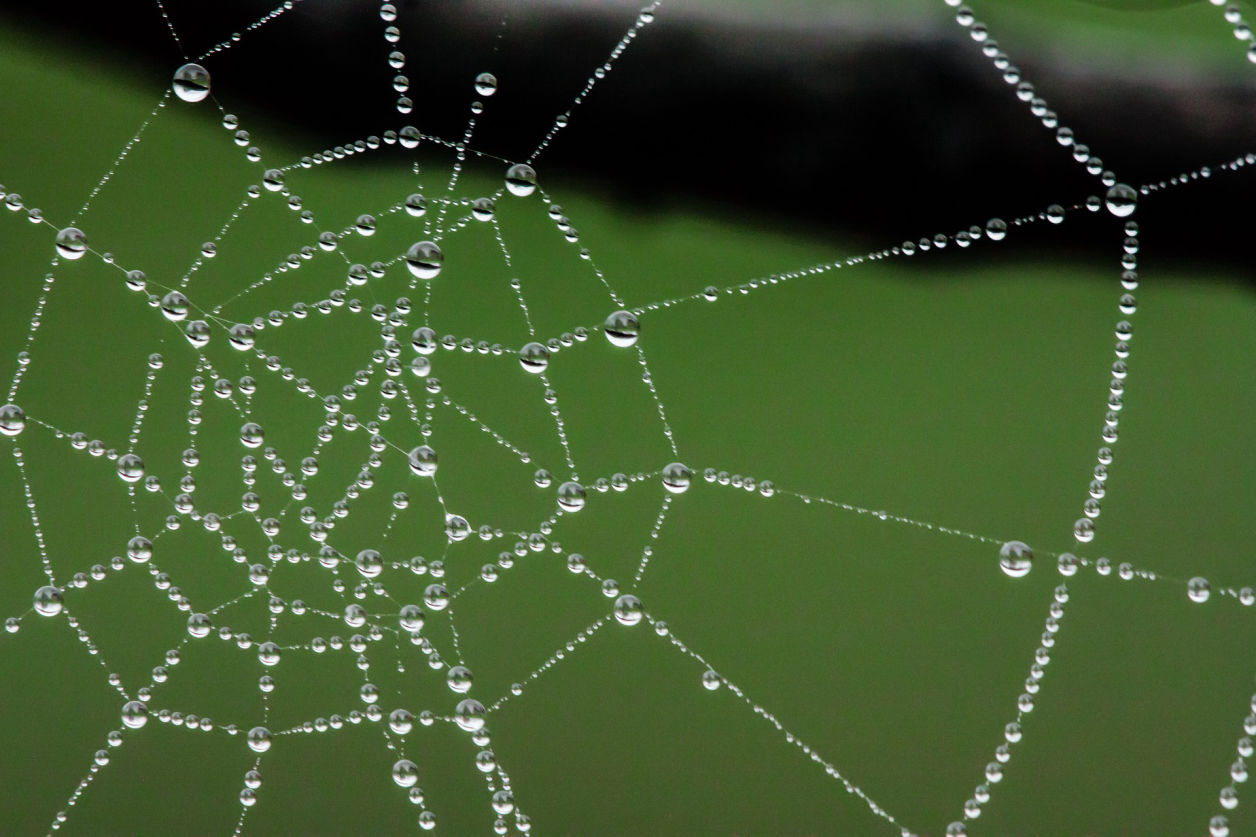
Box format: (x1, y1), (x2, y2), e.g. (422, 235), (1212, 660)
(2, 0), (1254, 278)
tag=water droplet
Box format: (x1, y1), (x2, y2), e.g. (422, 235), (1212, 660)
(945, 824), (968, 837)
(424, 584), (450, 611)
(127, 536), (153, 563)
(408, 445), (437, 476)
(356, 549), (383, 579)
(392, 759), (419, 787)
(603, 310), (640, 347)
(121, 700), (148, 729)
(399, 604), (425, 632)
(1188, 576), (1211, 603)
(187, 613), (212, 638)
(405, 194), (427, 217)
(405, 241), (443, 280)
(474, 72), (497, 96)
(454, 698), (486, 731)
(160, 291), (190, 322)
(246, 726), (272, 752)
(445, 514), (470, 542)
(518, 342), (550, 374)
(33, 585), (63, 616)
(0, 403), (26, 436)
(1073, 518), (1094, 543)
(502, 164), (539, 199)
(557, 481), (586, 512)
(228, 323), (255, 351)
(662, 462), (692, 494)
(446, 665), (473, 693)
(471, 197), (495, 221)
(613, 594), (644, 626)
(985, 218), (1007, 241)
(172, 63), (211, 103)
(1210, 815), (1230, 837)
(240, 422), (264, 448)
(55, 227), (88, 260)
(999, 540), (1033, 578)
(1105, 183), (1138, 218)
(701, 669), (721, 691)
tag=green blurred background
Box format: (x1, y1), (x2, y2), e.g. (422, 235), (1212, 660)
(0, 1), (1254, 835)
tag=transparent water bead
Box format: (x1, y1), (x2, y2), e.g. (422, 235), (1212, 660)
(985, 217), (1007, 241)
(172, 63), (211, 102)
(262, 169), (284, 191)
(661, 462), (692, 494)
(505, 163), (537, 197)
(454, 698), (487, 731)
(445, 514), (470, 542)
(246, 726), (272, 752)
(55, 227), (88, 260)
(603, 310), (640, 347)
(116, 454), (145, 483)
(405, 241), (443, 280)
(1105, 183), (1138, 218)
(1188, 576), (1211, 603)
(399, 604), (425, 633)
(474, 72), (497, 96)
(120, 700), (149, 729)
(187, 613), (212, 638)
(392, 759), (419, 788)
(0, 403), (25, 436)
(160, 291), (190, 322)
(701, 669), (721, 691)
(471, 197), (495, 221)
(999, 540), (1033, 578)
(127, 536), (153, 563)
(184, 320), (210, 348)
(557, 481), (586, 512)
(613, 594), (644, 626)
(240, 422), (264, 448)
(408, 445), (437, 476)
(356, 549), (383, 579)
(33, 585), (63, 616)
(518, 342), (550, 374)
(446, 665), (473, 693)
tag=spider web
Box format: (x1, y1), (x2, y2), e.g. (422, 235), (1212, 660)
(0, 0), (1254, 834)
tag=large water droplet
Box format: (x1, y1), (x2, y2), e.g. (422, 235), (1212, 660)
(613, 594), (644, 626)
(0, 403), (26, 437)
(474, 72), (497, 97)
(160, 291), (190, 322)
(999, 540), (1033, 578)
(505, 163), (537, 197)
(120, 700), (148, 729)
(408, 445), (437, 476)
(604, 310), (640, 347)
(454, 698), (486, 731)
(116, 454), (145, 483)
(246, 726), (272, 752)
(557, 481), (586, 512)
(405, 241), (443, 279)
(518, 342), (550, 374)
(33, 585), (63, 616)
(1188, 576), (1211, 603)
(446, 665), (474, 693)
(55, 227), (88, 260)
(1105, 183), (1138, 218)
(392, 759), (419, 788)
(172, 63), (211, 102)
(662, 462), (692, 494)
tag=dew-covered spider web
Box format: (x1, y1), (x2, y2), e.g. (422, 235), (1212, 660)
(1, 0), (1255, 834)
